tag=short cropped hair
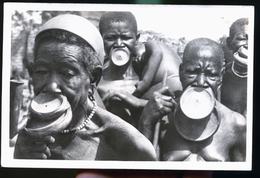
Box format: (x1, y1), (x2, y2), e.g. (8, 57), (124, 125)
(183, 38), (224, 63)
(229, 18), (248, 38)
(99, 11), (138, 35)
(34, 29), (100, 78)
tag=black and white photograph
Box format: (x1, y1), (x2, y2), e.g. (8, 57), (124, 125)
(1, 3), (254, 170)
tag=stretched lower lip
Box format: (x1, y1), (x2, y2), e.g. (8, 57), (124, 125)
(25, 93), (72, 136)
(110, 48), (130, 66)
(180, 86), (215, 119)
(30, 93), (70, 119)
(111, 47), (130, 54)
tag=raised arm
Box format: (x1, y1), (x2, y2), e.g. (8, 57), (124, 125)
(138, 71), (176, 142)
(133, 41), (163, 97)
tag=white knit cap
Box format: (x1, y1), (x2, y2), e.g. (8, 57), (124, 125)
(36, 14), (105, 65)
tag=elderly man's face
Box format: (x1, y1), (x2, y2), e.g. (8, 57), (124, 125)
(180, 47), (223, 95)
(33, 40), (91, 111)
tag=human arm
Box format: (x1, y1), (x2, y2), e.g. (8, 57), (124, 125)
(102, 89), (148, 110)
(133, 41), (163, 97)
(78, 106), (157, 161)
(138, 85), (176, 142)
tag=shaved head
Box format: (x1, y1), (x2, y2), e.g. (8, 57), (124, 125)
(99, 11), (138, 35)
(183, 38), (224, 64)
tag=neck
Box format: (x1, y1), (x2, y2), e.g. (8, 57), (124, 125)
(232, 61), (247, 78)
(69, 99), (89, 130)
(62, 97), (97, 134)
(108, 60), (134, 80)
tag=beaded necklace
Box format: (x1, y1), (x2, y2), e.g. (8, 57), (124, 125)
(61, 99), (97, 134)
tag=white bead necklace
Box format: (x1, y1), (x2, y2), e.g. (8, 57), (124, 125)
(61, 100), (97, 134)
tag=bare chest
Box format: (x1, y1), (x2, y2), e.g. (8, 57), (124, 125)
(97, 78), (138, 98)
(162, 125), (232, 162)
(49, 134), (121, 160)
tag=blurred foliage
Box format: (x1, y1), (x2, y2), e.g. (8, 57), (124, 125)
(10, 10), (230, 80)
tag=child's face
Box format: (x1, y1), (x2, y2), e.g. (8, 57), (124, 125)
(101, 21), (139, 56)
(227, 24), (248, 53)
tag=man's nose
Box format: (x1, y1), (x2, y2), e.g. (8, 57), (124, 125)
(196, 73), (207, 87)
(115, 38), (123, 47)
(45, 73), (62, 93)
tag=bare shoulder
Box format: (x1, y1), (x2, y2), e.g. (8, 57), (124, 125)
(94, 107), (157, 160)
(217, 101), (246, 131)
(95, 106), (153, 139)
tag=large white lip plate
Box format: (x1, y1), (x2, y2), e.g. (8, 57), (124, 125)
(180, 86), (215, 119)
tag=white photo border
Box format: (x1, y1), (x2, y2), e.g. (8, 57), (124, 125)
(1, 2), (254, 170)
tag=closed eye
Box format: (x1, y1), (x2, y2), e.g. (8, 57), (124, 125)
(122, 36), (133, 40)
(34, 66), (48, 75)
(59, 69), (76, 79)
(104, 36), (115, 41)
(205, 71), (219, 80)
(186, 69), (198, 75)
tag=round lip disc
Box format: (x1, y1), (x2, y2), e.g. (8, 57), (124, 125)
(180, 87), (215, 119)
(25, 107), (73, 136)
(30, 93), (70, 119)
(110, 49), (130, 66)
(173, 105), (220, 141)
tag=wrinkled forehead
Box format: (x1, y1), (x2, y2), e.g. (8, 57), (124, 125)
(107, 21), (136, 32)
(35, 40), (83, 63)
(183, 46), (223, 65)
(231, 24), (248, 37)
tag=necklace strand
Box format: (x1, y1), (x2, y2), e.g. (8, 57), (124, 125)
(231, 62), (247, 78)
(61, 100), (97, 134)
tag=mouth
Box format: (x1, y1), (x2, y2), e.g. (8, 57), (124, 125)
(110, 46), (130, 54)
(25, 93), (73, 136)
(180, 86), (215, 119)
(237, 45), (248, 59)
(109, 47), (130, 66)
(30, 93), (71, 119)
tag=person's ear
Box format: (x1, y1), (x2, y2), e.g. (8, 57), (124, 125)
(217, 67), (224, 89)
(179, 63), (183, 74)
(217, 76), (223, 87)
(226, 37), (232, 50)
(136, 33), (140, 45)
(91, 66), (102, 86)
(179, 63), (184, 83)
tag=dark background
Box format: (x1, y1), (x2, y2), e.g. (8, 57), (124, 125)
(1, 0), (259, 177)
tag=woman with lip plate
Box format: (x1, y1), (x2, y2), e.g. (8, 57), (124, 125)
(221, 18), (248, 118)
(14, 14), (156, 160)
(139, 38), (246, 162)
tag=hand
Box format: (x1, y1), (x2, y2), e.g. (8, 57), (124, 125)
(14, 130), (55, 159)
(141, 70), (177, 125)
(132, 80), (150, 97)
(138, 71), (177, 141)
(102, 89), (146, 110)
(142, 85), (177, 125)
